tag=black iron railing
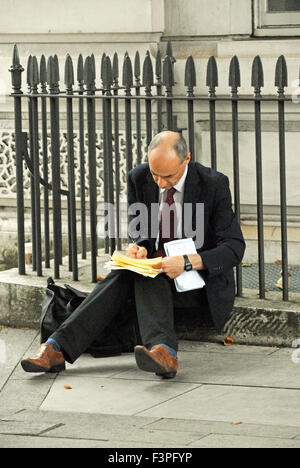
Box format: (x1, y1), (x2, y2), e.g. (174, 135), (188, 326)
(9, 42), (292, 301)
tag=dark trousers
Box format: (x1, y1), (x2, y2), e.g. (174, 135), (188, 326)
(51, 270), (208, 364)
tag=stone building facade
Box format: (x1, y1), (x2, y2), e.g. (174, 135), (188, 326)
(0, 0), (299, 264)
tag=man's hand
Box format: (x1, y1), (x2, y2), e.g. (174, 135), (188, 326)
(126, 243), (148, 259)
(162, 256), (185, 279)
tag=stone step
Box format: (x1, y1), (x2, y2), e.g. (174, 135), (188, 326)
(0, 250), (299, 348)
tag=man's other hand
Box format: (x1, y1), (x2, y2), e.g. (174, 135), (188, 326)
(126, 243), (148, 259)
(162, 256), (185, 279)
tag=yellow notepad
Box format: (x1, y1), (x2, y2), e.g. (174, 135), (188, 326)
(106, 251), (163, 278)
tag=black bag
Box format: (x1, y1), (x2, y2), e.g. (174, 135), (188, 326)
(40, 277), (141, 358)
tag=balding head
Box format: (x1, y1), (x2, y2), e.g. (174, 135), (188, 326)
(147, 131), (191, 189)
(148, 131), (188, 163)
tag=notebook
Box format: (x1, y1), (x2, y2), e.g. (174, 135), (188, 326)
(164, 238), (206, 292)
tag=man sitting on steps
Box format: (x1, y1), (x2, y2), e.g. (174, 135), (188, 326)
(21, 131), (245, 379)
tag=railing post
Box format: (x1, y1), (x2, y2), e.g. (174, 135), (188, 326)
(30, 56), (43, 276)
(27, 55), (37, 272)
(65, 54), (78, 281)
(155, 48), (163, 133)
(252, 55), (266, 299)
(229, 55), (243, 297)
(77, 54), (87, 260)
(101, 53), (110, 254)
(103, 55), (116, 255)
(134, 51), (142, 165)
(84, 56), (98, 283)
(206, 56), (218, 170)
(47, 55), (62, 279)
(40, 54), (51, 269)
(163, 55), (174, 131)
(112, 53), (122, 250)
(143, 51), (154, 147)
(185, 55), (196, 162)
(275, 55), (289, 301)
(9, 45), (25, 275)
(123, 53), (133, 174)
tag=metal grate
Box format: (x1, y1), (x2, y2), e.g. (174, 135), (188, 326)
(239, 263), (300, 293)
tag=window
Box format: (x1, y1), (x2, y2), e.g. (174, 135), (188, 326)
(267, 0), (300, 12)
(255, 0), (300, 36)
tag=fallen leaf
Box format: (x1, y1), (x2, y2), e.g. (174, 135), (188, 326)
(242, 263), (252, 267)
(97, 276), (104, 281)
(223, 337), (235, 347)
(64, 386), (72, 390)
(232, 421), (242, 425)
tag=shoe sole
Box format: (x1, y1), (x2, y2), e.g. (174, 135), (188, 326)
(134, 347), (176, 379)
(21, 360), (65, 374)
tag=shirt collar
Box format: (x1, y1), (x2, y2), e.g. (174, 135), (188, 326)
(160, 164), (189, 194)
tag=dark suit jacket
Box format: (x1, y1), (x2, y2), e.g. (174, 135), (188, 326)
(127, 161), (246, 332)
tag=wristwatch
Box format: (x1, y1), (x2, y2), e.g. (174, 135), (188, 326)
(183, 255), (193, 272)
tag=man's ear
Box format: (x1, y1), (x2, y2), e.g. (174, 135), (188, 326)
(185, 152), (191, 165)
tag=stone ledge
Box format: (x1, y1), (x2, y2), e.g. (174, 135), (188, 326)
(0, 254), (299, 347)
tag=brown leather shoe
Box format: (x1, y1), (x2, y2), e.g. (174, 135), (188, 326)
(21, 343), (65, 373)
(134, 345), (178, 379)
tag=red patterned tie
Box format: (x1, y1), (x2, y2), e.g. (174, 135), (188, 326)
(153, 187), (177, 258)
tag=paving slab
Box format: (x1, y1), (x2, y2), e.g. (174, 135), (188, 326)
(0, 408), (159, 430)
(138, 384), (300, 427)
(178, 340), (280, 355)
(0, 377), (55, 412)
(1, 328), (300, 448)
(0, 420), (62, 436)
(40, 375), (201, 416)
(43, 420), (205, 446)
(63, 353), (137, 378)
(110, 348), (300, 389)
(0, 328), (38, 389)
(0, 434), (173, 448)
(146, 418), (300, 439)
(191, 433), (300, 448)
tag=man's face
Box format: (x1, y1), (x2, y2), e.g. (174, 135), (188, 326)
(148, 148), (191, 190)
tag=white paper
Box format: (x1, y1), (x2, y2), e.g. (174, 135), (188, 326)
(164, 238), (206, 292)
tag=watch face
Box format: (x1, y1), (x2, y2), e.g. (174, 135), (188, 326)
(184, 255), (192, 272)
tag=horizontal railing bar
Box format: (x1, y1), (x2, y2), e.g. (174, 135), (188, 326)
(12, 93), (297, 102)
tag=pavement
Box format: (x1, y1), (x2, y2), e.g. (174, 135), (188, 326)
(1, 326), (300, 449)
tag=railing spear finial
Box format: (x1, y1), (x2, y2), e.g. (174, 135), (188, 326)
(251, 55), (264, 97)
(112, 52), (119, 87)
(40, 55), (47, 93)
(143, 51), (154, 97)
(9, 44), (24, 94)
(275, 55), (288, 97)
(206, 56), (218, 97)
(122, 53), (133, 96)
(31, 56), (40, 93)
(229, 55), (241, 97)
(163, 55), (174, 96)
(103, 55), (113, 95)
(65, 54), (74, 94)
(185, 55), (196, 97)
(134, 51), (141, 86)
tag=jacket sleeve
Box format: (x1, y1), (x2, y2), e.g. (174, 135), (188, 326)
(199, 175), (246, 278)
(127, 171), (155, 257)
